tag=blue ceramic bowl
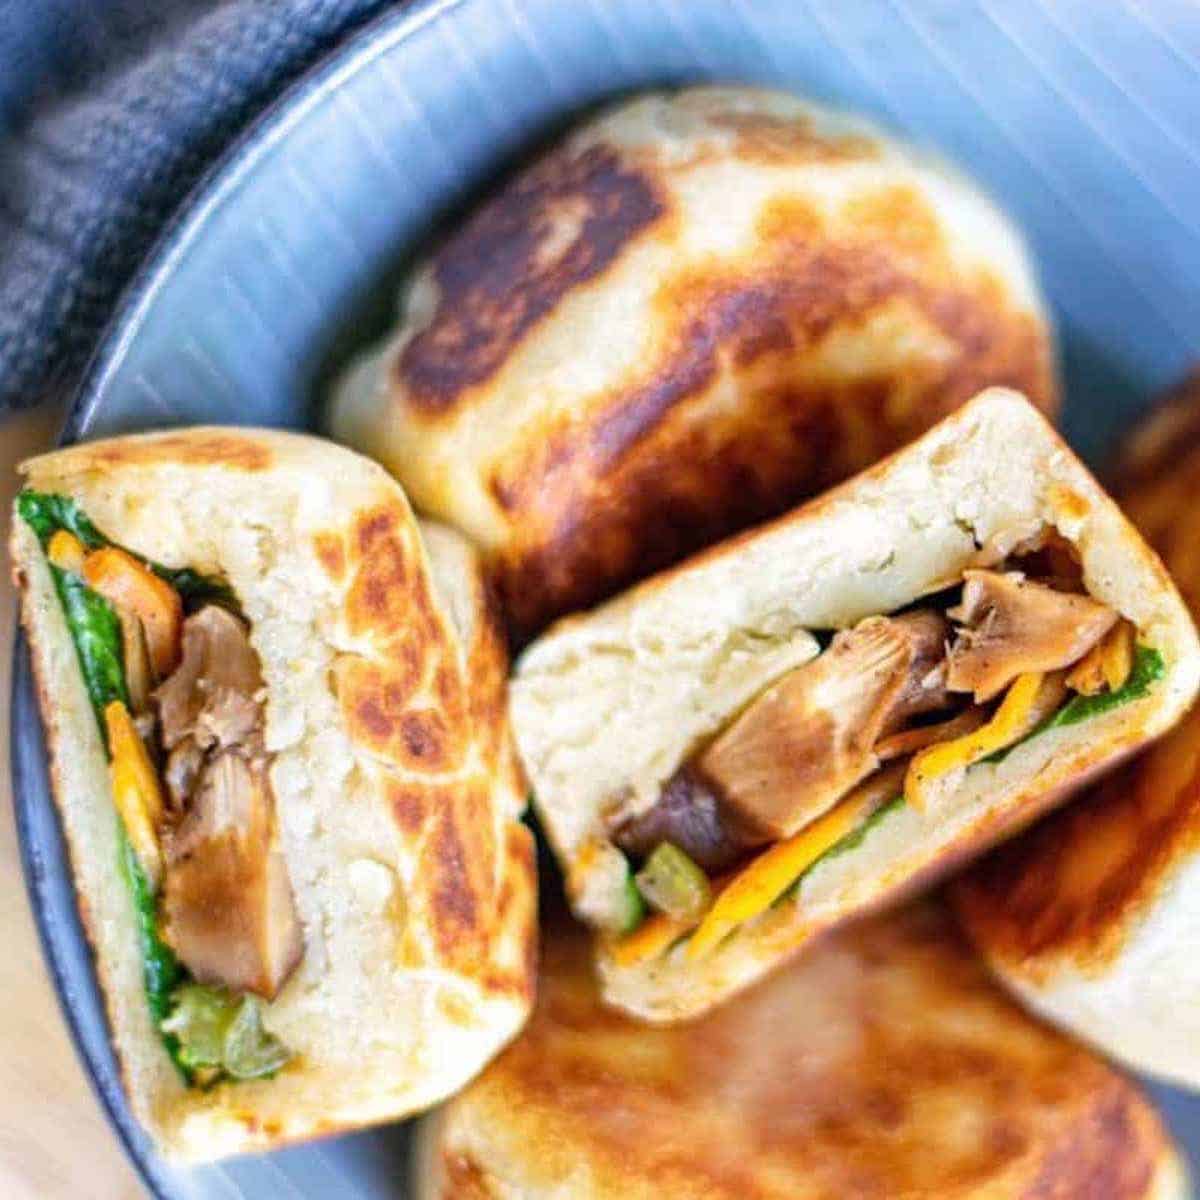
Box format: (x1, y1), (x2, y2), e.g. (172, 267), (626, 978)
(11, 1), (1200, 1194)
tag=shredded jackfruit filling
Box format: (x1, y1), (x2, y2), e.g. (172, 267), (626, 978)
(607, 528), (1164, 963)
(21, 490), (298, 1085)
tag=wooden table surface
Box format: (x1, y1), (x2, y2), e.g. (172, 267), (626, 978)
(0, 405), (144, 1199)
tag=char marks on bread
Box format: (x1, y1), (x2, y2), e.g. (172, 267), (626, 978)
(10, 427), (536, 1160)
(331, 85), (1058, 637)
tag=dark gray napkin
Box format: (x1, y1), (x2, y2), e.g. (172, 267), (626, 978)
(0, 0), (401, 412)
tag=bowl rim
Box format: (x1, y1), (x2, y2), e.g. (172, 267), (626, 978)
(11, 0), (467, 1190)
(62, 0), (463, 448)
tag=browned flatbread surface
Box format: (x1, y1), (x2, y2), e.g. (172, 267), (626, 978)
(419, 905), (1185, 1199)
(333, 86), (1058, 636)
(11, 427), (536, 1159)
(512, 389), (1200, 1022)
(954, 371), (1200, 1087)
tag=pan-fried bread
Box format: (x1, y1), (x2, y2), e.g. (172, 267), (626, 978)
(510, 389), (1200, 1021)
(955, 371), (1200, 1089)
(331, 84), (1057, 637)
(415, 904), (1187, 1200)
(10, 428), (536, 1160)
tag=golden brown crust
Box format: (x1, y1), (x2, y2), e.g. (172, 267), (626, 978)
(426, 906), (1177, 1199)
(356, 90), (1058, 636)
(74, 431), (274, 472)
(13, 427), (536, 1158)
(1111, 370), (1200, 615)
(486, 207), (1053, 633)
(956, 371), (1200, 975)
(397, 144), (669, 413)
(540, 383), (1103, 634)
(441, 1153), (496, 1199)
(955, 704), (1200, 977)
(316, 500), (534, 1009)
(707, 109), (881, 164)
(509, 389), (1200, 1022)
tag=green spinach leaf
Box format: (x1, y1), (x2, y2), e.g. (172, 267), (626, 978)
(783, 796), (906, 902)
(150, 565), (235, 606)
(20, 492), (205, 1080)
(48, 565), (128, 746)
(18, 489), (234, 606)
(986, 645), (1164, 765)
(1043, 645), (1164, 730)
(817, 794), (906, 864)
(119, 833), (192, 1082)
(18, 490), (106, 549)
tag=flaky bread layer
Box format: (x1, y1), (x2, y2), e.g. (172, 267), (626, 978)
(12, 428), (535, 1160)
(512, 389), (1200, 1021)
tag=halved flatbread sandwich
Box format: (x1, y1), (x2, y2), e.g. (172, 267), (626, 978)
(415, 903), (1187, 1199)
(10, 429), (536, 1160)
(331, 84), (1057, 637)
(510, 388), (1200, 1021)
(955, 371), (1200, 1090)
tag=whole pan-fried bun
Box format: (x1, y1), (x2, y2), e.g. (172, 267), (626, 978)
(510, 389), (1200, 1023)
(955, 371), (1200, 1090)
(415, 904), (1187, 1200)
(331, 85), (1058, 638)
(10, 429), (536, 1160)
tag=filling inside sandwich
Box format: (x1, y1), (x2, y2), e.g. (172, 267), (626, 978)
(602, 526), (1164, 965)
(19, 491), (300, 1085)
